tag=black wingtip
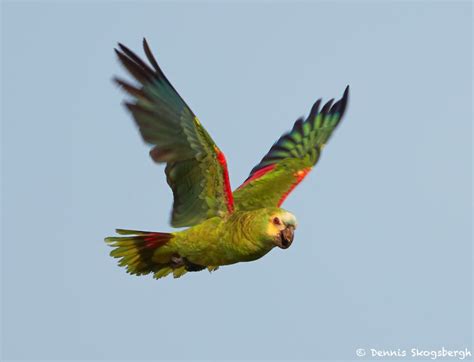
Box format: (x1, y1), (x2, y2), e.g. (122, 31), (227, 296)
(320, 98), (334, 115)
(142, 38), (149, 51)
(114, 41), (158, 83)
(308, 99), (322, 119)
(142, 38), (161, 73)
(337, 85), (350, 117)
(112, 76), (122, 86)
(343, 85), (349, 101)
(117, 42), (129, 53)
(292, 116), (305, 134)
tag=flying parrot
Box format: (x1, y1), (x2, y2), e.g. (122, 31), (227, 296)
(105, 39), (349, 279)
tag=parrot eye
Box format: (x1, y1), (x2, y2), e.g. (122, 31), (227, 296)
(273, 217), (281, 225)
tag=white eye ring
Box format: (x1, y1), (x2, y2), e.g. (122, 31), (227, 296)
(273, 217), (281, 225)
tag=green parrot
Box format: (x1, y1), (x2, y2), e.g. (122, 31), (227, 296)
(105, 39), (349, 279)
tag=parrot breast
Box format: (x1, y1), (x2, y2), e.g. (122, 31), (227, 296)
(166, 210), (277, 267)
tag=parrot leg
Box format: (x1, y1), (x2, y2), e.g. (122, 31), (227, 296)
(170, 254), (206, 272)
(170, 255), (185, 268)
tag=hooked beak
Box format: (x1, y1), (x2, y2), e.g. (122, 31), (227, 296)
(277, 226), (295, 249)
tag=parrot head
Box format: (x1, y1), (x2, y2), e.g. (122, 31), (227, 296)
(265, 209), (297, 249)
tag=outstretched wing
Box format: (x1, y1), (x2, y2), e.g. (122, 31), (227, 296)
(233, 86), (349, 211)
(115, 39), (233, 227)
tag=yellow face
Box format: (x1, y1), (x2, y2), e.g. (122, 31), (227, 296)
(266, 210), (297, 249)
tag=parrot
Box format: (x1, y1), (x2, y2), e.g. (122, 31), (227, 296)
(105, 39), (349, 279)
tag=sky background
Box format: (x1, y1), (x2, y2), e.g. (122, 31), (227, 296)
(1, 1), (472, 361)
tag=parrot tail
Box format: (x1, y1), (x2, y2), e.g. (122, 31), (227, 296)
(105, 229), (173, 277)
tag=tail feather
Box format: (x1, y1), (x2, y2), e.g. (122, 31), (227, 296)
(153, 267), (173, 279)
(114, 229), (152, 235)
(172, 266), (187, 278)
(105, 229), (173, 276)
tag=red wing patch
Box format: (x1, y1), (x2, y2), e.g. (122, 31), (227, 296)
(237, 164), (277, 190)
(215, 148), (234, 213)
(143, 233), (172, 249)
(277, 168), (312, 206)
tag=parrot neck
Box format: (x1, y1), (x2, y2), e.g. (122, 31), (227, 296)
(225, 211), (275, 263)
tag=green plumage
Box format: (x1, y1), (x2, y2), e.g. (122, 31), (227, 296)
(106, 208), (283, 279)
(115, 41), (230, 227)
(234, 87), (348, 211)
(106, 39), (349, 279)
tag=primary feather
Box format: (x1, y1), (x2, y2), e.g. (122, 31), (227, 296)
(233, 86), (349, 210)
(114, 39), (233, 227)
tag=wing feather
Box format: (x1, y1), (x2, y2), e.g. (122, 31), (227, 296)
(115, 39), (233, 227)
(234, 86), (349, 210)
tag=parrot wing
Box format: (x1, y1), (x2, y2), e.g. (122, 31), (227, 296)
(114, 39), (233, 227)
(233, 86), (349, 211)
